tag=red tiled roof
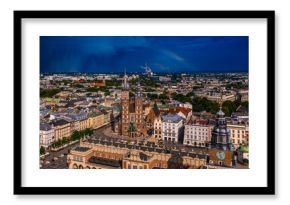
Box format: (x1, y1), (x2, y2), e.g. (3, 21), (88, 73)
(91, 82), (106, 87)
(168, 107), (191, 117)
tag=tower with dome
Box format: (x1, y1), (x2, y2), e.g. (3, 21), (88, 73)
(209, 94), (234, 151)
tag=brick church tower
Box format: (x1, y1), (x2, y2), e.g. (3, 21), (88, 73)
(121, 70), (130, 136)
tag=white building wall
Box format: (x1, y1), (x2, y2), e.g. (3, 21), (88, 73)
(183, 124), (210, 147)
(161, 120), (183, 143)
(40, 129), (55, 148)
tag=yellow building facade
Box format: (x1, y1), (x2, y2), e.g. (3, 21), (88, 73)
(227, 123), (249, 149)
(88, 112), (104, 129)
(79, 118), (90, 131)
(52, 119), (71, 141)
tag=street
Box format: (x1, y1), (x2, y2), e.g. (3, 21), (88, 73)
(40, 123), (110, 169)
(40, 141), (80, 169)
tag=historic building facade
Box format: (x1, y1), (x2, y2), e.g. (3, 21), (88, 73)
(227, 123), (249, 149)
(67, 139), (236, 169)
(209, 108), (234, 151)
(154, 116), (162, 140)
(161, 114), (184, 143)
(52, 119), (71, 141)
(206, 106), (237, 167)
(67, 141), (208, 169)
(120, 74), (146, 137)
(40, 123), (54, 148)
(183, 118), (210, 147)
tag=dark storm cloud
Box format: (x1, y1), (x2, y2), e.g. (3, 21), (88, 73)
(40, 36), (248, 73)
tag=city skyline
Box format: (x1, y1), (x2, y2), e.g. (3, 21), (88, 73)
(39, 36), (249, 170)
(40, 36), (249, 73)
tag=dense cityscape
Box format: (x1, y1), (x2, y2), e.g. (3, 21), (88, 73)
(39, 69), (249, 169)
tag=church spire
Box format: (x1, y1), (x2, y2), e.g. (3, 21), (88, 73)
(122, 67), (129, 90)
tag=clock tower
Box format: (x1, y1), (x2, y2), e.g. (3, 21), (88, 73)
(209, 95), (234, 151)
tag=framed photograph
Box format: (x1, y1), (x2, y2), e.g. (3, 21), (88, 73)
(14, 10), (275, 195)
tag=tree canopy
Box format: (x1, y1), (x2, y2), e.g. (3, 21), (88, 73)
(40, 146), (45, 155)
(40, 88), (61, 98)
(191, 96), (248, 116)
(192, 96), (219, 114)
(172, 93), (192, 103)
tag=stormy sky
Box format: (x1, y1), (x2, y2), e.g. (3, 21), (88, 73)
(40, 36), (248, 73)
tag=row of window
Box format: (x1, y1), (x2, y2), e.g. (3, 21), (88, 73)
(163, 132), (176, 136)
(231, 134), (245, 138)
(186, 128), (208, 131)
(230, 129), (246, 134)
(164, 137), (177, 142)
(186, 131), (207, 135)
(232, 139), (244, 144)
(73, 156), (83, 162)
(185, 136), (208, 140)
